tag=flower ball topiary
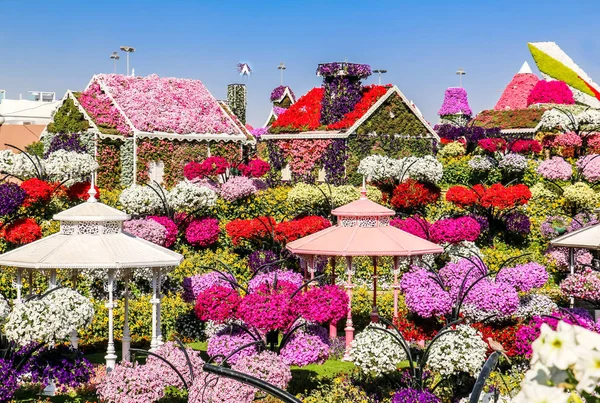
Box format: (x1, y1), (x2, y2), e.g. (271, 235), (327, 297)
(185, 217), (220, 247)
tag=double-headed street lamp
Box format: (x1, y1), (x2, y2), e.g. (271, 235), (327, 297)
(120, 46), (136, 76)
(373, 69), (388, 85)
(110, 52), (120, 74)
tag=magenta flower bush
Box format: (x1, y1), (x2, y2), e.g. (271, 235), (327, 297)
(247, 269), (303, 293)
(429, 216), (480, 244)
(536, 156), (573, 180)
(295, 285), (349, 323)
(123, 218), (166, 246)
(390, 216), (430, 239)
(220, 176), (258, 201)
(194, 285), (241, 323)
(185, 217), (220, 247)
(400, 268), (453, 318)
(237, 281), (297, 331)
(438, 87), (472, 116)
(182, 271), (235, 303)
(147, 215), (178, 247)
(95, 74), (238, 134)
(577, 155), (600, 183)
(496, 262), (549, 292)
(207, 326), (260, 364)
(527, 80), (575, 106)
(280, 325), (330, 366)
(561, 269), (600, 302)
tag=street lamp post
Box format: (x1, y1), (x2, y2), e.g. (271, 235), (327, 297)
(120, 46), (136, 76)
(110, 52), (120, 74)
(456, 68), (466, 87)
(277, 62), (286, 86)
(373, 69), (388, 86)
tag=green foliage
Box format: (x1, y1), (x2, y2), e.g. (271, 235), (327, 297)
(298, 375), (373, 403)
(97, 137), (123, 189)
(24, 141), (45, 158)
(439, 156), (472, 186)
(214, 186), (293, 222)
(351, 286), (395, 331)
(46, 97), (91, 134)
(472, 108), (545, 129)
(227, 84), (247, 125)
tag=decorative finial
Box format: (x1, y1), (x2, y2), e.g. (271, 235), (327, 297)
(361, 176), (367, 199)
(87, 172), (97, 203)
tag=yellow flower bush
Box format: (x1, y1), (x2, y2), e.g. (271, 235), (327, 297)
(438, 141), (465, 158)
(563, 182), (599, 210)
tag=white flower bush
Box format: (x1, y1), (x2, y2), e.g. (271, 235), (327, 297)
(499, 154), (528, 173)
(469, 155), (495, 172)
(515, 294), (557, 320)
(444, 241), (482, 263)
(167, 181), (217, 214)
(399, 155), (443, 184)
(0, 150), (38, 178)
(350, 323), (406, 376)
(4, 288), (94, 345)
(119, 184), (163, 216)
(539, 109), (572, 131)
(357, 155), (401, 181)
(45, 150), (98, 182)
(0, 295), (10, 323)
(427, 324), (487, 377)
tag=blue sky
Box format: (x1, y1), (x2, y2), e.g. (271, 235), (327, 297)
(1, 0), (599, 128)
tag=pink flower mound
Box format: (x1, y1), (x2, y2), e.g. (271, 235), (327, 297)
(194, 285), (241, 323)
(207, 327), (259, 364)
(96, 361), (166, 403)
(248, 269), (303, 293)
(147, 215), (178, 247)
(189, 376), (254, 403)
(400, 268), (453, 318)
(183, 271), (235, 303)
(233, 351), (292, 391)
(527, 80), (575, 106)
(185, 217), (220, 247)
(536, 156), (573, 180)
(296, 285), (349, 323)
(97, 74), (238, 134)
(238, 281), (297, 331)
(78, 82), (132, 135)
(463, 279), (520, 316)
(390, 216), (430, 239)
(429, 216), (480, 244)
(494, 73), (539, 110)
(554, 132), (583, 148)
(123, 218), (166, 246)
(145, 342), (204, 388)
(561, 269), (600, 302)
(438, 87), (472, 116)
(220, 176), (258, 201)
(439, 259), (488, 299)
(280, 326), (330, 366)
(577, 155), (600, 183)
(496, 262), (549, 292)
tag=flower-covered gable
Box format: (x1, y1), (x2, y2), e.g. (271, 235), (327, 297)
(494, 62), (540, 110)
(471, 108), (547, 133)
(438, 87), (472, 117)
(86, 74), (246, 140)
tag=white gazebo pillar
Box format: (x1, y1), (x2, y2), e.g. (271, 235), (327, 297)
(569, 248), (575, 308)
(157, 268), (163, 346)
(150, 267), (160, 352)
(28, 269), (33, 297)
(70, 270), (79, 349)
(392, 256), (400, 319)
(122, 269), (131, 362)
(105, 268), (117, 371)
(344, 256), (354, 359)
(49, 269), (57, 289)
(15, 268), (23, 304)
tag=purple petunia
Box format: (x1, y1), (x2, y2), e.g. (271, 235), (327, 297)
(0, 183), (26, 216)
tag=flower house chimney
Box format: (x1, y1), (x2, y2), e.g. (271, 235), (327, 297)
(227, 83), (247, 124)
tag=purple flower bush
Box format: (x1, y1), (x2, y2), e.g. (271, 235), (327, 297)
(0, 358), (19, 402)
(207, 326), (259, 364)
(280, 325), (330, 366)
(461, 279), (520, 320)
(568, 212), (599, 232)
(248, 250), (280, 273)
(536, 156), (573, 180)
(438, 87), (472, 116)
(247, 269), (304, 293)
(577, 155), (600, 183)
(273, 106), (288, 116)
(503, 211), (531, 235)
(496, 262), (548, 292)
(183, 271), (235, 303)
(220, 176), (258, 201)
(123, 218), (166, 246)
(392, 388), (441, 403)
(400, 268), (453, 318)
(250, 127), (268, 138)
(185, 217), (220, 247)
(0, 183), (26, 216)
(45, 133), (88, 157)
(270, 85), (296, 102)
(540, 215), (569, 239)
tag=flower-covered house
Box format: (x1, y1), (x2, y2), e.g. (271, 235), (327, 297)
(41, 74), (255, 189)
(258, 62), (439, 185)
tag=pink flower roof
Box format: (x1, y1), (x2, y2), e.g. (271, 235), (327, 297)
(90, 74), (240, 135)
(494, 62), (539, 110)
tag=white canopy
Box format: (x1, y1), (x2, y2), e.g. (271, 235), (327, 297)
(550, 223), (600, 250)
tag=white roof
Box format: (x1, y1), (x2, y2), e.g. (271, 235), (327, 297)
(550, 223), (600, 250)
(518, 61), (533, 74)
(53, 201), (130, 222)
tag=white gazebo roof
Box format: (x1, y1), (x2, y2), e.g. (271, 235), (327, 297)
(550, 223), (600, 250)
(0, 189), (183, 270)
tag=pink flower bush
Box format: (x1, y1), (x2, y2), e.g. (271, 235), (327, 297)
(527, 80), (575, 106)
(561, 269), (600, 302)
(429, 216), (480, 244)
(496, 262), (549, 292)
(183, 271), (235, 303)
(123, 218), (166, 246)
(546, 246), (593, 270)
(220, 176), (258, 201)
(145, 342), (204, 389)
(400, 268), (453, 318)
(536, 156), (573, 180)
(247, 269), (303, 293)
(237, 281), (297, 331)
(234, 351), (292, 391)
(280, 326), (330, 366)
(207, 327), (259, 364)
(189, 376), (254, 403)
(96, 361), (166, 403)
(185, 217), (220, 247)
(438, 87), (472, 116)
(279, 139), (332, 175)
(147, 215), (178, 247)
(494, 72), (539, 110)
(554, 132), (583, 148)
(194, 285), (241, 323)
(577, 155), (600, 183)
(95, 74), (238, 134)
(295, 285), (349, 323)
(78, 82), (132, 135)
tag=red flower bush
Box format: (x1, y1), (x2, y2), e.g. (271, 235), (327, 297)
(3, 218), (42, 244)
(237, 281), (298, 331)
(201, 156), (229, 176)
(274, 216), (331, 243)
(327, 85), (389, 130)
(270, 88), (324, 132)
(185, 217), (220, 247)
(183, 161), (203, 180)
(445, 186), (479, 208)
(194, 285), (241, 323)
(20, 178), (54, 207)
(67, 182), (100, 201)
(390, 179), (441, 210)
(240, 159), (271, 178)
(393, 315), (443, 342)
(295, 285), (349, 323)
(226, 216), (276, 245)
(471, 322), (521, 357)
(509, 139), (542, 154)
(446, 184), (531, 210)
(478, 138), (507, 153)
(527, 80), (575, 106)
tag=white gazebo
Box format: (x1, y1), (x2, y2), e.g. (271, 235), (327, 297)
(0, 188), (183, 369)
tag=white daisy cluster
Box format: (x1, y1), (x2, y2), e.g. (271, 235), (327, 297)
(349, 323), (407, 376)
(427, 324), (487, 377)
(167, 181), (217, 214)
